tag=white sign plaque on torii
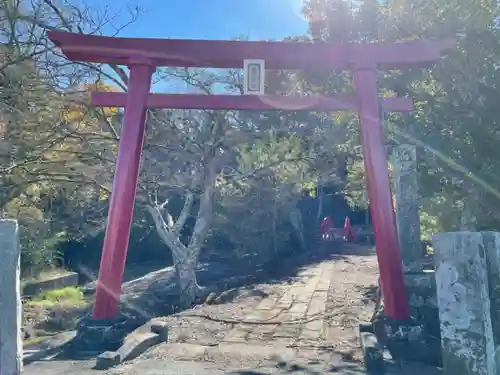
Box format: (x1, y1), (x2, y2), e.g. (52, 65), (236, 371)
(243, 59), (265, 95)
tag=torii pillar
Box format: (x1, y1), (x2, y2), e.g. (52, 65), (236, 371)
(91, 57), (155, 318)
(353, 66), (408, 318)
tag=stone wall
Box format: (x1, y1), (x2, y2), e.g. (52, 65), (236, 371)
(391, 146), (500, 374)
(432, 232), (500, 375)
(23, 272), (79, 296)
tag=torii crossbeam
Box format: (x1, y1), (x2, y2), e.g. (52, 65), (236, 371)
(48, 31), (451, 321)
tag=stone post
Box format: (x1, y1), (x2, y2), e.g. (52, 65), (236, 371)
(481, 232), (500, 371)
(391, 144), (422, 273)
(433, 232), (496, 375)
(0, 219), (22, 375)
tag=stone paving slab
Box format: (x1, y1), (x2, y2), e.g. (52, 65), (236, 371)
(255, 293), (280, 310)
(273, 325), (301, 338)
(218, 248), (382, 369)
(223, 260), (334, 347)
(307, 292), (328, 316)
(288, 302), (309, 317)
(218, 342), (297, 361)
(224, 325), (252, 343)
(245, 308), (283, 322)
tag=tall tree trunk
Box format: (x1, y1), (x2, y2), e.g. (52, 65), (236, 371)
(164, 232), (204, 308)
(147, 203), (204, 308)
(146, 154), (217, 308)
(174, 247), (202, 307)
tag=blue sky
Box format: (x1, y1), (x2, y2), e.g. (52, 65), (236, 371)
(80, 0), (309, 91)
(87, 0), (309, 40)
(81, 0), (308, 92)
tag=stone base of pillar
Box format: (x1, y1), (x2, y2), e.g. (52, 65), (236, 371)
(378, 316), (441, 366)
(61, 312), (147, 357)
(360, 314), (441, 371)
(404, 271), (440, 339)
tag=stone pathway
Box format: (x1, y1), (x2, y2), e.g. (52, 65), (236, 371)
(107, 245), (381, 374)
(221, 260), (334, 349)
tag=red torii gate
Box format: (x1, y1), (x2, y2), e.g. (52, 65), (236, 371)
(48, 31), (450, 322)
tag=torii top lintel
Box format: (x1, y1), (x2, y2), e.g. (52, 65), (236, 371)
(48, 31), (452, 70)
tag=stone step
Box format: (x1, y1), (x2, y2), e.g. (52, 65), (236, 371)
(157, 342), (296, 362)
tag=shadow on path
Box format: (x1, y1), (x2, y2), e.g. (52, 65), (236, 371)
(114, 241), (376, 319)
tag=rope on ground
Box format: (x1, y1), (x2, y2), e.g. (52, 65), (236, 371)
(178, 310), (344, 325)
(176, 278), (376, 326)
(177, 309), (345, 326)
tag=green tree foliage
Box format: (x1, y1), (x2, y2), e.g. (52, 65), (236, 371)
(216, 132), (313, 261)
(0, 47), (119, 274)
(301, 0), (500, 234)
(0, 0), (129, 274)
